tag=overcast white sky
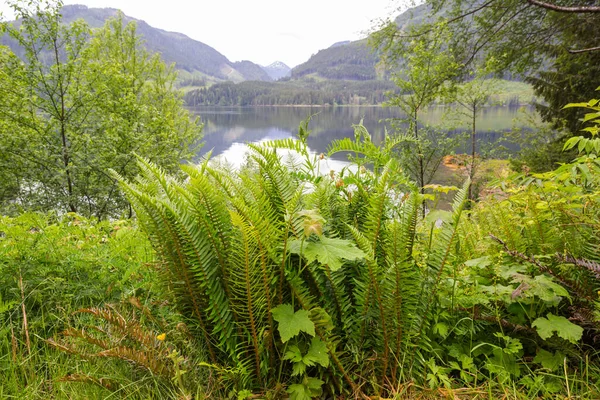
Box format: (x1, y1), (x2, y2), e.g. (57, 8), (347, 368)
(1, 0), (420, 67)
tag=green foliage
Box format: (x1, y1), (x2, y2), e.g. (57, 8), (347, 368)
(288, 237), (366, 272)
(114, 118), (474, 397)
(272, 304), (315, 343)
(374, 21), (461, 204)
(0, 212), (173, 398)
(424, 0), (600, 166)
(0, 1), (202, 218)
(0, 213), (153, 329)
(434, 94), (600, 396)
(532, 313), (583, 344)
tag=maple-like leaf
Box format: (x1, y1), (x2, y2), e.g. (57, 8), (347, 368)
(271, 304), (315, 343)
(533, 349), (564, 371)
(287, 383), (312, 400)
(303, 337), (329, 368)
(532, 313), (583, 344)
(289, 237), (365, 271)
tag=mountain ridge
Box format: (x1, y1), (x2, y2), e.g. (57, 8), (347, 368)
(2, 4), (272, 84)
(290, 2), (431, 81)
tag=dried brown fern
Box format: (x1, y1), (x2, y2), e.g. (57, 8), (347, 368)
(47, 300), (188, 389)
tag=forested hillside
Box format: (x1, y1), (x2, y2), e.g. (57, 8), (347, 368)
(1, 4), (272, 84)
(291, 40), (381, 81)
(289, 2), (432, 81)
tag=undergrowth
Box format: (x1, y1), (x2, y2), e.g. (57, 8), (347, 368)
(2, 99), (600, 398)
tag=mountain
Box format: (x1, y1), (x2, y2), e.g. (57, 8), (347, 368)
(290, 2), (431, 81)
(2, 5), (271, 85)
(261, 61), (292, 80)
(291, 39), (381, 81)
(233, 61), (272, 81)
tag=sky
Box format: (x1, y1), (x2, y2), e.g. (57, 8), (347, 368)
(1, 0), (419, 67)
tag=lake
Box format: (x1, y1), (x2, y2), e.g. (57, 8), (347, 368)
(190, 105), (532, 169)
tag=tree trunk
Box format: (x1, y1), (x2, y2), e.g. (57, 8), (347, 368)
(468, 104), (476, 202)
(53, 38), (76, 213)
(414, 109), (426, 217)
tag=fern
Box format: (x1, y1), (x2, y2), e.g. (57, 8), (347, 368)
(113, 124), (460, 396)
(409, 180), (470, 372)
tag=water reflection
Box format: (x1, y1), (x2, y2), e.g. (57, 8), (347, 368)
(191, 106), (531, 167)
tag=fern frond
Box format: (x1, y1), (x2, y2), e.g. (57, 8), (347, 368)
(228, 211), (268, 387)
(410, 179), (470, 371)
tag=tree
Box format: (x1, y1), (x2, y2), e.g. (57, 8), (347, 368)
(375, 0), (599, 171)
(422, 0), (600, 133)
(373, 22), (460, 214)
(0, 0), (202, 218)
(447, 65), (500, 200)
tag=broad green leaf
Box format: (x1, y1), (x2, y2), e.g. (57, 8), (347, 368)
(271, 304), (315, 343)
(304, 338), (329, 368)
(291, 360), (307, 377)
(564, 137), (581, 151)
(464, 256), (492, 269)
(287, 384), (312, 400)
(237, 390), (252, 400)
(563, 102), (591, 109)
(289, 237), (365, 271)
(497, 264), (528, 280)
(578, 138), (587, 153)
(511, 274), (569, 304)
(533, 349), (564, 371)
(434, 322), (449, 338)
(532, 314), (583, 344)
(306, 377), (324, 392)
(583, 111), (600, 122)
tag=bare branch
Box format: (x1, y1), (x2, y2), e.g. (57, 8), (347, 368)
(568, 45), (600, 54)
(526, 0), (600, 13)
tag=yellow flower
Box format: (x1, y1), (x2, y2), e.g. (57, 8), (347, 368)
(156, 333), (166, 341)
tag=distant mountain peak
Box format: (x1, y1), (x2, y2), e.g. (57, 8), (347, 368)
(261, 61), (292, 80)
(264, 61), (290, 69)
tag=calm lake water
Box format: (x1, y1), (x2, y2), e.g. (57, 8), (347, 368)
(190, 106), (532, 168)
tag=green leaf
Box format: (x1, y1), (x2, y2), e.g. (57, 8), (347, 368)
(583, 111), (600, 122)
(306, 377), (324, 392)
(464, 256), (492, 269)
(291, 360), (307, 376)
(511, 274), (569, 304)
(304, 338), (329, 368)
(563, 102), (590, 109)
(237, 389), (253, 400)
(283, 345), (304, 363)
(289, 237), (366, 271)
(532, 313), (583, 344)
(563, 136), (580, 151)
(533, 349), (564, 371)
(272, 304), (315, 343)
(287, 384), (312, 400)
